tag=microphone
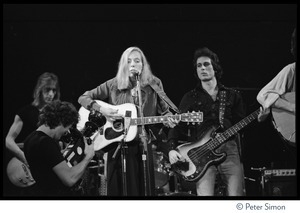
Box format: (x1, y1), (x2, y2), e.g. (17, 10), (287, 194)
(130, 70), (141, 77)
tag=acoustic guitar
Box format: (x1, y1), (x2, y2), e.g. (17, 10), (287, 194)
(77, 100), (203, 151)
(271, 92), (295, 146)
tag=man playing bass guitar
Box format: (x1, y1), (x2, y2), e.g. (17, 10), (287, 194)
(167, 47), (246, 196)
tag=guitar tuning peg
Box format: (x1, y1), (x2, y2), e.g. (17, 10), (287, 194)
(192, 122), (195, 125)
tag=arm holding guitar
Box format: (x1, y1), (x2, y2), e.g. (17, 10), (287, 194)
(272, 97), (295, 114)
(89, 100), (102, 112)
(167, 129), (185, 164)
(90, 100), (122, 122)
(5, 115), (28, 165)
(257, 107), (270, 122)
(168, 150), (183, 164)
(258, 93), (295, 122)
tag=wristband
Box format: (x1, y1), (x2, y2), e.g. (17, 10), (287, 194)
(88, 100), (96, 110)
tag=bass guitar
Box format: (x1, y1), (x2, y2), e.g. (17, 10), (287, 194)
(172, 109), (260, 182)
(271, 92), (295, 146)
(78, 100), (203, 151)
(7, 157), (36, 187)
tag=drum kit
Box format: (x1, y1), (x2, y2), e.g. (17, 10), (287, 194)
(80, 149), (269, 197)
(65, 108), (197, 196)
(74, 149), (196, 196)
(62, 129), (221, 197)
(152, 151), (196, 196)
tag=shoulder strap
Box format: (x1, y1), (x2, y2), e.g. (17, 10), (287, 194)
(219, 90), (227, 128)
(149, 81), (180, 113)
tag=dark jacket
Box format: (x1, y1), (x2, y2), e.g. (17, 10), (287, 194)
(78, 76), (170, 118)
(167, 83), (246, 155)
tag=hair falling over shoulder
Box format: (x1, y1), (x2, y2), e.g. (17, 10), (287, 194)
(116, 46), (155, 90)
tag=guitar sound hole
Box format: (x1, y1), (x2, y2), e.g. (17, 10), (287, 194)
(113, 119), (124, 131)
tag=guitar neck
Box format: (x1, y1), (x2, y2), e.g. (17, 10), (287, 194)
(131, 114), (181, 125)
(130, 112), (202, 126)
(211, 109), (260, 148)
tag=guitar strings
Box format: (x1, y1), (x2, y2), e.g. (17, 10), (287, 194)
(186, 126), (238, 162)
(187, 124), (244, 162)
(186, 110), (260, 164)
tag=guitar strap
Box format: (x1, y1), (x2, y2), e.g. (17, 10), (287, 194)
(219, 90), (243, 158)
(218, 90), (227, 129)
(149, 81), (180, 114)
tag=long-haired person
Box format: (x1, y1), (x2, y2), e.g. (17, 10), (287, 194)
(4, 72), (60, 196)
(78, 46), (177, 196)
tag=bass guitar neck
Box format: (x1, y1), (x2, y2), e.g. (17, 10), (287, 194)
(173, 109), (260, 182)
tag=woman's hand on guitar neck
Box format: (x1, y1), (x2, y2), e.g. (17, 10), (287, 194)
(163, 112), (179, 128)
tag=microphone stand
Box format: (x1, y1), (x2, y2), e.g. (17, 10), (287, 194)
(251, 167), (266, 196)
(112, 140), (128, 196)
(112, 111), (131, 196)
(136, 74), (155, 196)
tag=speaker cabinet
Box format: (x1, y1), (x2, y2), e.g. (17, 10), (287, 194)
(264, 176), (297, 196)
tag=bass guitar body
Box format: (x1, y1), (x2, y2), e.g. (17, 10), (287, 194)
(172, 108), (260, 182)
(174, 125), (226, 182)
(7, 157), (36, 188)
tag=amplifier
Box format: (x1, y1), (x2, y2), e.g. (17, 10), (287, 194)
(263, 169), (297, 196)
(264, 169), (296, 177)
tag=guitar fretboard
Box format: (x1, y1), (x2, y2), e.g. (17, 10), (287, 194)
(131, 115), (180, 125)
(209, 109), (260, 149)
(130, 113), (202, 125)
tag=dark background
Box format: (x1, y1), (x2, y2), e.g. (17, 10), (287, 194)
(3, 4), (297, 196)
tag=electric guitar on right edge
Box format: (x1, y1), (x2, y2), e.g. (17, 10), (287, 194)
(172, 109), (260, 182)
(271, 92), (295, 147)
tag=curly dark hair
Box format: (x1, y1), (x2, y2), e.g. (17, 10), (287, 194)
(193, 47), (223, 81)
(38, 100), (79, 129)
